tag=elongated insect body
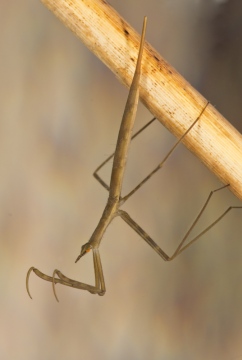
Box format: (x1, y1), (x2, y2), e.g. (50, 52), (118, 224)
(27, 17), (148, 300)
(26, 17), (241, 301)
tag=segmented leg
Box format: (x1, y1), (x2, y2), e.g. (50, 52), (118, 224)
(26, 249), (105, 301)
(118, 185), (242, 261)
(93, 105), (208, 204)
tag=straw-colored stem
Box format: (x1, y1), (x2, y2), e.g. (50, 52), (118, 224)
(41, 0), (242, 201)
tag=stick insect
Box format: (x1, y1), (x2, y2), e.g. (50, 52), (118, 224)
(26, 17), (241, 301)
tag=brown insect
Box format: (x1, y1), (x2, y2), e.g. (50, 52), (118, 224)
(26, 17), (241, 301)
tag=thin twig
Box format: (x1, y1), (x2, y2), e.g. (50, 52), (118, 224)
(41, 0), (242, 200)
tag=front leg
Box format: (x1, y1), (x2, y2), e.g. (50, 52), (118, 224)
(26, 249), (106, 301)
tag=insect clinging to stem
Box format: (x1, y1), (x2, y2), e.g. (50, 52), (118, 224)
(26, 16), (242, 301)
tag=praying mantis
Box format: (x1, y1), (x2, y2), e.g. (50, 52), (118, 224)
(26, 16), (242, 301)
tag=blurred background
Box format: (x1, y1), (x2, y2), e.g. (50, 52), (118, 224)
(0, 0), (242, 359)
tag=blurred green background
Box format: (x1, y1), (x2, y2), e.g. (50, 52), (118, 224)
(0, 1), (242, 359)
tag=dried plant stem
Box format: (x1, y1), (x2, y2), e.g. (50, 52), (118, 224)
(41, 0), (242, 200)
